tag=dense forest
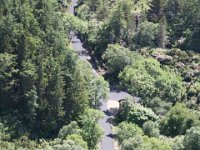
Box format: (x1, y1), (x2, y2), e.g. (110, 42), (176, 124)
(0, 0), (200, 150)
(0, 0), (109, 149)
(76, 0), (200, 149)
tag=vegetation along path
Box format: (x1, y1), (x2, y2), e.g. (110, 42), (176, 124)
(70, 0), (134, 149)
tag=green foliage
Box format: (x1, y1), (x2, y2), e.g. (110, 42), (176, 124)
(127, 105), (159, 127)
(0, 123), (11, 141)
(119, 57), (185, 105)
(63, 14), (88, 34)
(64, 62), (89, 121)
(0, 53), (17, 81)
(76, 3), (90, 20)
(117, 99), (159, 126)
(13, 136), (39, 150)
(96, 0), (110, 20)
(121, 135), (144, 150)
(133, 21), (159, 47)
(0, 53), (18, 111)
(169, 136), (184, 150)
(1, 0), (200, 149)
(51, 139), (87, 150)
(147, 97), (172, 115)
(78, 0), (200, 59)
(115, 121), (143, 144)
(75, 60), (109, 108)
(147, 0), (200, 51)
(66, 134), (88, 150)
(183, 127), (200, 150)
(58, 121), (81, 139)
(143, 137), (172, 150)
(160, 103), (200, 137)
(119, 58), (157, 103)
(142, 121), (160, 138)
(120, 135), (172, 150)
(89, 76), (109, 108)
(0, 1), (107, 148)
(80, 109), (103, 149)
(102, 44), (141, 74)
(76, 0), (153, 57)
(187, 82), (200, 106)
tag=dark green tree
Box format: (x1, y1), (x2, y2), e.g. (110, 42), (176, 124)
(160, 103), (200, 137)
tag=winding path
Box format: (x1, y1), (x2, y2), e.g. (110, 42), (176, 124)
(69, 1), (133, 149)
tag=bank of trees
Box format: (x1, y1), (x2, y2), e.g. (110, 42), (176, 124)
(78, 0), (200, 53)
(0, 0), (109, 149)
(77, 0), (200, 106)
(1, 0), (200, 149)
(76, 0), (200, 150)
(115, 100), (200, 150)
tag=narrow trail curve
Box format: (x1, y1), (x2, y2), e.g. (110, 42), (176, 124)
(69, 1), (133, 149)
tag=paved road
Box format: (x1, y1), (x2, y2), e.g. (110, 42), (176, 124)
(69, 0), (78, 14)
(69, 2), (133, 150)
(99, 91), (133, 150)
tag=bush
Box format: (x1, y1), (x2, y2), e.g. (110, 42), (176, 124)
(121, 135), (144, 150)
(58, 121), (81, 139)
(170, 136), (184, 150)
(66, 134), (88, 150)
(133, 21), (158, 47)
(102, 44), (140, 74)
(121, 136), (172, 150)
(147, 97), (172, 115)
(142, 121), (160, 138)
(115, 122), (143, 144)
(53, 139), (86, 150)
(143, 137), (172, 150)
(119, 57), (185, 105)
(160, 103), (200, 137)
(183, 127), (200, 150)
(127, 105), (159, 127)
(117, 99), (159, 127)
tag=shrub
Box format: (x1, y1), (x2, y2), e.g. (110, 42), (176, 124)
(160, 103), (200, 137)
(115, 122), (143, 144)
(142, 121), (160, 138)
(183, 127), (200, 150)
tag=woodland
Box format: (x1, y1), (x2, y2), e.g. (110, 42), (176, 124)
(0, 0), (200, 150)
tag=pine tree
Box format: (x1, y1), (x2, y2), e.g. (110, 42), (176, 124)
(157, 17), (168, 48)
(64, 67), (89, 122)
(0, 53), (18, 111)
(19, 59), (40, 127)
(24, 86), (38, 127)
(45, 58), (65, 131)
(34, 0), (55, 31)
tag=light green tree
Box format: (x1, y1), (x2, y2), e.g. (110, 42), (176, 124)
(121, 135), (144, 150)
(80, 109), (103, 149)
(58, 121), (81, 139)
(102, 44), (141, 74)
(115, 121), (143, 144)
(119, 57), (185, 105)
(183, 127), (200, 150)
